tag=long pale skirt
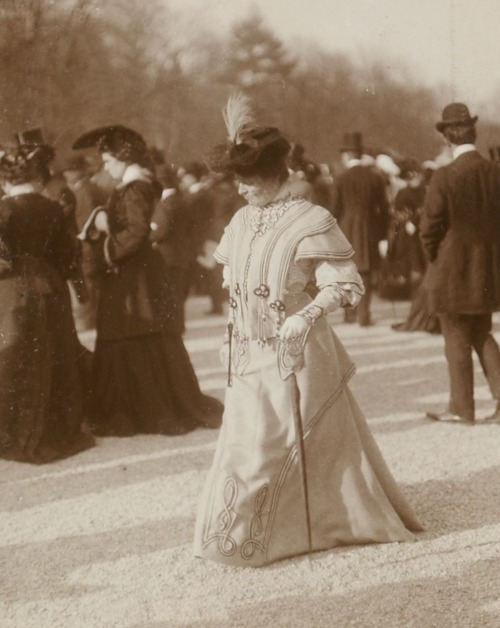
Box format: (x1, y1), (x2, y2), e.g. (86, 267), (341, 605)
(194, 318), (422, 567)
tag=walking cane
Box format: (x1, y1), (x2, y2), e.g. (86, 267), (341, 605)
(289, 371), (312, 552)
(226, 321), (233, 387)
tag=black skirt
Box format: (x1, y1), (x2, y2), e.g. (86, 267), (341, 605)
(90, 332), (223, 436)
(0, 279), (95, 464)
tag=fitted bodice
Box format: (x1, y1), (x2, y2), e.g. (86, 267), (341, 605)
(0, 194), (74, 288)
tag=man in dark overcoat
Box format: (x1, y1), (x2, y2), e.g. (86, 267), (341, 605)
(421, 103), (500, 423)
(331, 132), (390, 326)
(150, 164), (193, 333)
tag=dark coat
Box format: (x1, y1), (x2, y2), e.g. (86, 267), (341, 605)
(95, 179), (175, 340)
(150, 190), (192, 269)
(184, 187), (215, 256)
(331, 165), (390, 272)
(0, 193), (94, 463)
(420, 150), (500, 314)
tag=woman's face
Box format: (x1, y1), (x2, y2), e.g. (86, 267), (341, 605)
(102, 152), (127, 181)
(236, 175), (281, 207)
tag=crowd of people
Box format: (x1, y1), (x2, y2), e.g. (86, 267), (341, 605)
(1, 97), (499, 567)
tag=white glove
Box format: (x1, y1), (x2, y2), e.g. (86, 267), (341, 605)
(278, 315), (310, 342)
(378, 239), (388, 258)
(405, 221), (417, 236)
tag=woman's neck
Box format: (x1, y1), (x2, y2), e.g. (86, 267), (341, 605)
(261, 180), (291, 208)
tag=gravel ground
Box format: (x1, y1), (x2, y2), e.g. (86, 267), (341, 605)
(1, 296), (499, 628)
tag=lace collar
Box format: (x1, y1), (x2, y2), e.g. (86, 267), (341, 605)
(249, 194), (302, 236)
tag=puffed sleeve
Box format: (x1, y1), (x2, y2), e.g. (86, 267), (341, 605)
(294, 258), (365, 324)
(295, 220), (354, 262)
(315, 258), (365, 309)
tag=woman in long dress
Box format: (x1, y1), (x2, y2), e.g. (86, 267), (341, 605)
(0, 143), (95, 463)
(390, 163), (440, 334)
(194, 96), (422, 567)
(72, 126), (223, 436)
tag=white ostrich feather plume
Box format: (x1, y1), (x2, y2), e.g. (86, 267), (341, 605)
(223, 93), (256, 144)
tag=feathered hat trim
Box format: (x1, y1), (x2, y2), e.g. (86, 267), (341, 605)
(206, 93), (290, 178)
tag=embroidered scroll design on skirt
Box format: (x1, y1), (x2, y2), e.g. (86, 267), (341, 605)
(203, 477), (238, 557)
(241, 484), (269, 560)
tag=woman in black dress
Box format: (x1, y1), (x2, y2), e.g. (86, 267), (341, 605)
(0, 143), (95, 463)
(72, 126), (223, 436)
(389, 162), (440, 334)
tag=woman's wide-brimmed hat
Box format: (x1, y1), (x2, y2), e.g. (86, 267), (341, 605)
(207, 126), (291, 178)
(436, 103), (478, 132)
(206, 94), (291, 179)
(73, 125), (145, 151)
(72, 125), (149, 167)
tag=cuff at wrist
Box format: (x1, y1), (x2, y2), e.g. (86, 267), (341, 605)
(295, 304), (324, 326)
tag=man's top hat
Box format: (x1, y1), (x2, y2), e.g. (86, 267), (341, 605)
(14, 127), (55, 164)
(436, 103), (478, 132)
(340, 132), (363, 155)
(15, 127), (49, 147)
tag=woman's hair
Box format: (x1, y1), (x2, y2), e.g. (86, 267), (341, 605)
(442, 124), (477, 145)
(0, 144), (54, 186)
(97, 132), (151, 168)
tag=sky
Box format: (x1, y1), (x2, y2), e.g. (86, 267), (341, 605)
(170, 0), (500, 119)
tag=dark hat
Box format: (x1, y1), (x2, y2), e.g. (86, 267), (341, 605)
(72, 125), (152, 168)
(397, 157), (422, 179)
(72, 125), (145, 151)
(340, 132), (363, 155)
(15, 127), (48, 147)
(207, 126), (291, 179)
(183, 161), (208, 180)
(14, 127), (55, 163)
(436, 103), (478, 132)
(207, 94), (291, 179)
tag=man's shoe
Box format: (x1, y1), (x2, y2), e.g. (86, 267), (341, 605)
(426, 410), (474, 424)
(477, 401), (500, 424)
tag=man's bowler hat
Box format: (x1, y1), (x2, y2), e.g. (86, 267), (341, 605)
(436, 103), (478, 132)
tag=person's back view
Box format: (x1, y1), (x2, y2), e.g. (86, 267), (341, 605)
(150, 165), (193, 332)
(331, 132), (390, 326)
(0, 143), (95, 464)
(421, 102), (500, 423)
